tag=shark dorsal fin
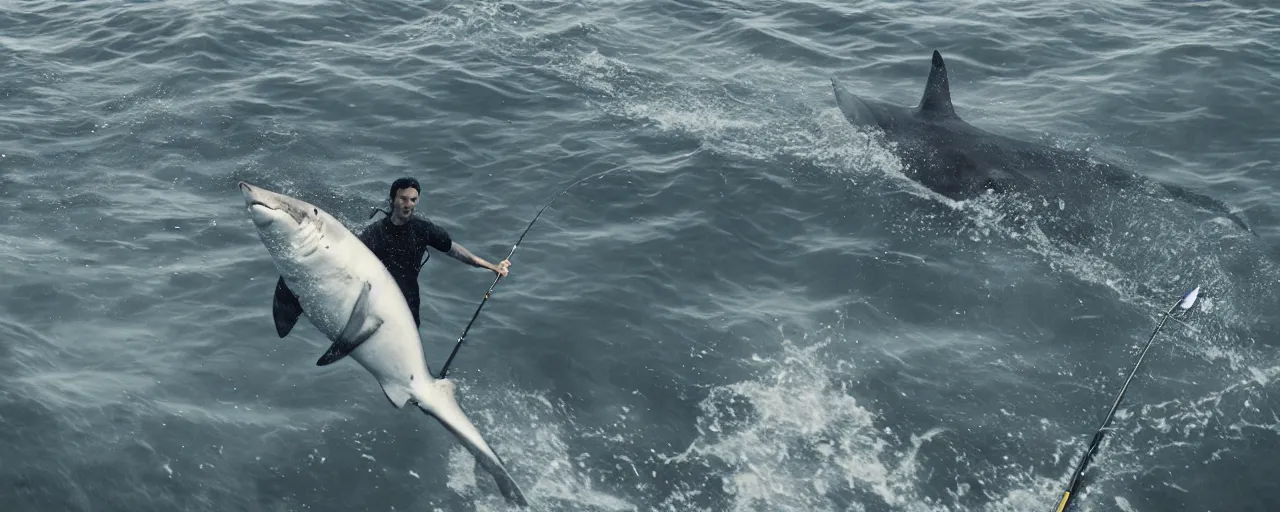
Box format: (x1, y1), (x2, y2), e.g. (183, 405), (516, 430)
(917, 50), (957, 119)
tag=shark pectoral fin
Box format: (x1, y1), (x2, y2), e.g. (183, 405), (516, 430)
(1159, 182), (1253, 234)
(316, 281), (384, 366)
(273, 276), (304, 338)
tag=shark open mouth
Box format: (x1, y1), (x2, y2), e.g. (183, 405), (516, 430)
(246, 201), (281, 226)
(239, 182), (278, 211)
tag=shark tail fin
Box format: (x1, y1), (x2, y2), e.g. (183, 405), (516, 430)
(1160, 182), (1253, 234)
(413, 380), (529, 507)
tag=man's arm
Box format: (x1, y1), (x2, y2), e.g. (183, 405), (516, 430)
(446, 242), (505, 274)
(422, 221), (509, 276)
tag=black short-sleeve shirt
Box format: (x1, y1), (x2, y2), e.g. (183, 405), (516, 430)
(357, 216), (452, 299)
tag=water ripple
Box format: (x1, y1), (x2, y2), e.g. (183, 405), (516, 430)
(3, 0), (1280, 510)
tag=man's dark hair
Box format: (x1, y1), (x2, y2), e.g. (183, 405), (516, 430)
(390, 177), (420, 199)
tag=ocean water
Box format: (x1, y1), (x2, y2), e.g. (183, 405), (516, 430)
(2, 1), (1279, 511)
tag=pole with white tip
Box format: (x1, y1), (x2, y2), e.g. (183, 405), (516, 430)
(1053, 286), (1202, 512)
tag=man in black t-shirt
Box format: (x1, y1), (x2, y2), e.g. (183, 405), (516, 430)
(270, 177), (511, 337)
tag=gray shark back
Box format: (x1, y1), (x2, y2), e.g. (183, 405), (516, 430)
(830, 49), (1251, 234)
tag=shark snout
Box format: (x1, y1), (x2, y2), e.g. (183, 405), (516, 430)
(237, 182), (312, 227)
(238, 181), (280, 228)
(238, 181), (274, 209)
(238, 181), (259, 204)
(831, 78), (879, 128)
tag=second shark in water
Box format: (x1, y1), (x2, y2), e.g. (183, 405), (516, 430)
(830, 50), (1250, 239)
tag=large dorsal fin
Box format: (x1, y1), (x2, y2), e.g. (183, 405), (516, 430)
(917, 50), (957, 119)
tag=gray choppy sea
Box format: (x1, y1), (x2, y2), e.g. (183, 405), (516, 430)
(3, 1), (1280, 511)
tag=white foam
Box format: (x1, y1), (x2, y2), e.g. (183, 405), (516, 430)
(445, 381), (638, 511)
(651, 325), (1071, 512)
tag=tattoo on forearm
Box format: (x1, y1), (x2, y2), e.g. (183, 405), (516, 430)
(447, 242), (484, 268)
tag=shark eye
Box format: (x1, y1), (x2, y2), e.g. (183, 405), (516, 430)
(313, 208), (318, 214)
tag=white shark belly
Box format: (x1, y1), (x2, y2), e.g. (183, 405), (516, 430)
(280, 229), (430, 398)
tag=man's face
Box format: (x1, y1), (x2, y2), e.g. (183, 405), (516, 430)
(392, 187), (419, 221)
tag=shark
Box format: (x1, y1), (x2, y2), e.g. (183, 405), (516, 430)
(237, 181), (528, 507)
(829, 49), (1251, 239)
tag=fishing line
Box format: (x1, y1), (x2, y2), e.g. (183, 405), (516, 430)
(1053, 285), (1202, 512)
(436, 166), (626, 379)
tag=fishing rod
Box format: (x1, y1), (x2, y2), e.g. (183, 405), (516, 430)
(436, 167), (625, 379)
(1053, 285), (1202, 512)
